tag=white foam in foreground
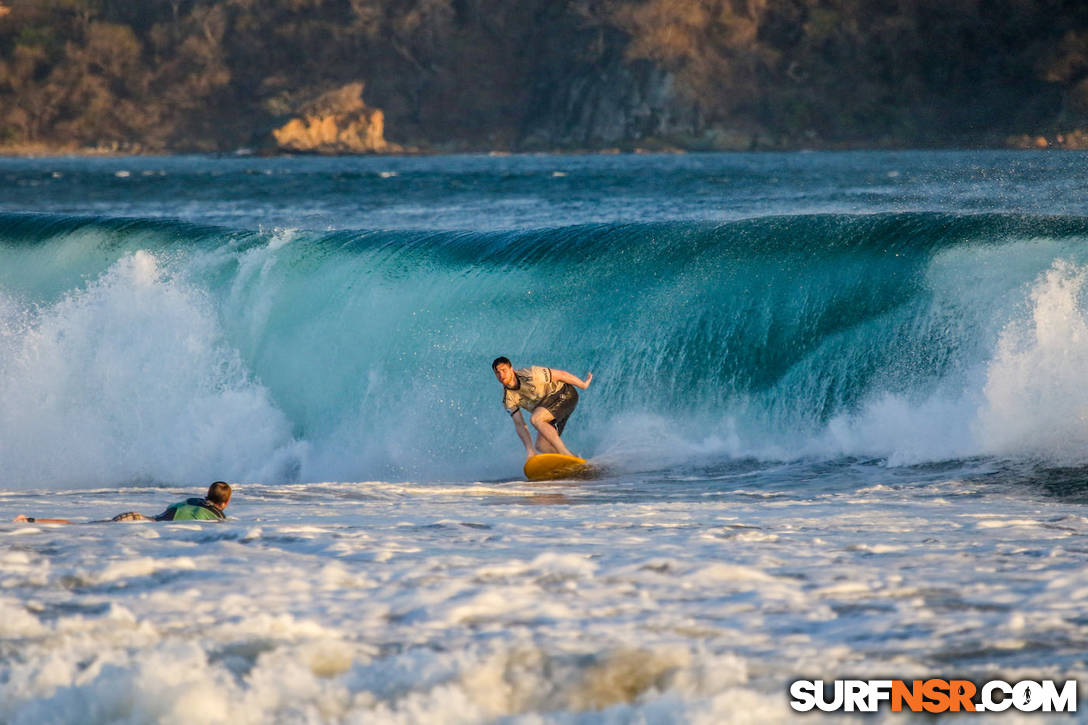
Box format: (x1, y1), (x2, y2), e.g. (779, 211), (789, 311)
(2, 475), (1086, 723)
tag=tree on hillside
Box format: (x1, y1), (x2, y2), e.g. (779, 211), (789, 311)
(0, 0), (1086, 150)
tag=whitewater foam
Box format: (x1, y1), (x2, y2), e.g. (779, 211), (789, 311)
(0, 251), (303, 488)
(3, 477), (1086, 723)
(979, 260), (1088, 463)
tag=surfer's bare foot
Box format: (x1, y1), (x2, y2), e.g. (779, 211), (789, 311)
(13, 514), (28, 522)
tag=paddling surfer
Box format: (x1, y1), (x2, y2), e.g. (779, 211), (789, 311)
(13, 482), (232, 524)
(491, 357), (592, 459)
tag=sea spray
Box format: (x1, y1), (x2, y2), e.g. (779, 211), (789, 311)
(979, 260), (1088, 461)
(0, 249), (302, 488)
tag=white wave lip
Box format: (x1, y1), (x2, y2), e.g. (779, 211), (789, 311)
(979, 259), (1088, 462)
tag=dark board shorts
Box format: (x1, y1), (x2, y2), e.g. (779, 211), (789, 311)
(539, 383), (579, 435)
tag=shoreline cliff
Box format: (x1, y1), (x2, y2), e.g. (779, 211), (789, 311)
(2, 1), (1086, 156)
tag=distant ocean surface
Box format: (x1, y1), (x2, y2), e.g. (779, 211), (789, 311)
(3, 152), (1088, 722)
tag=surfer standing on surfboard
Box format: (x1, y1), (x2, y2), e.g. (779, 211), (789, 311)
(492, 357), (593, 460)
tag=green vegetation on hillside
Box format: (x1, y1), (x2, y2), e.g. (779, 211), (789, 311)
(1, 0), (1085, 152)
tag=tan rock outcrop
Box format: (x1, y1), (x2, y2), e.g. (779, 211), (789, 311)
(1056, 130), (1088, 149)
(1007, 130), (1088, 150)
(272, 83), (399, 154)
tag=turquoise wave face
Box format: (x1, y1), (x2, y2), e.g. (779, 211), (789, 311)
(3, 211), (1088, 486)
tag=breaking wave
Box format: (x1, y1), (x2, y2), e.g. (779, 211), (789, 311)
(3, 211), (1088, 486)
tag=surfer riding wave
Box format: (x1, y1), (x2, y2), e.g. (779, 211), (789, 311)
(492, 357), (592, 460)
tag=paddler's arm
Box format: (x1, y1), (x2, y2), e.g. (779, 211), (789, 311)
(511, 409), (536, 459)
(13, 514), (73, 524)
(550, 369), (593, 390)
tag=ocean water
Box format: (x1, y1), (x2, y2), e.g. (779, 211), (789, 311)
(2, 151), (1088, 722)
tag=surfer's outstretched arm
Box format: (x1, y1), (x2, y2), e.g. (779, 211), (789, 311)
(511, 409), (537, 459)
(13, 515), (73, 524)
(550, 369), (593, 389)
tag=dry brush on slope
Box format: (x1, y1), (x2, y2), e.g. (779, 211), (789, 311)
(0, 0), (1086, 152)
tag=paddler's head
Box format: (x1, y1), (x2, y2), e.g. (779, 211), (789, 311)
(491, 356), (516, 388)
(207, 481), (232, 510)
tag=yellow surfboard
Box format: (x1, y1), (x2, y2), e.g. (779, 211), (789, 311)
(523, 453), (593, 481)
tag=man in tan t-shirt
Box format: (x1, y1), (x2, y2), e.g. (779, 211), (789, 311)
(491, 356), (593, 460)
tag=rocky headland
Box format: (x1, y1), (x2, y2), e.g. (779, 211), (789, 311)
(1, 0), (1086, 154)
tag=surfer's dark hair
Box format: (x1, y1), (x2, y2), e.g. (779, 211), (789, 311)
(491, 356), (512, 370)
(206, 481), (232, 506)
